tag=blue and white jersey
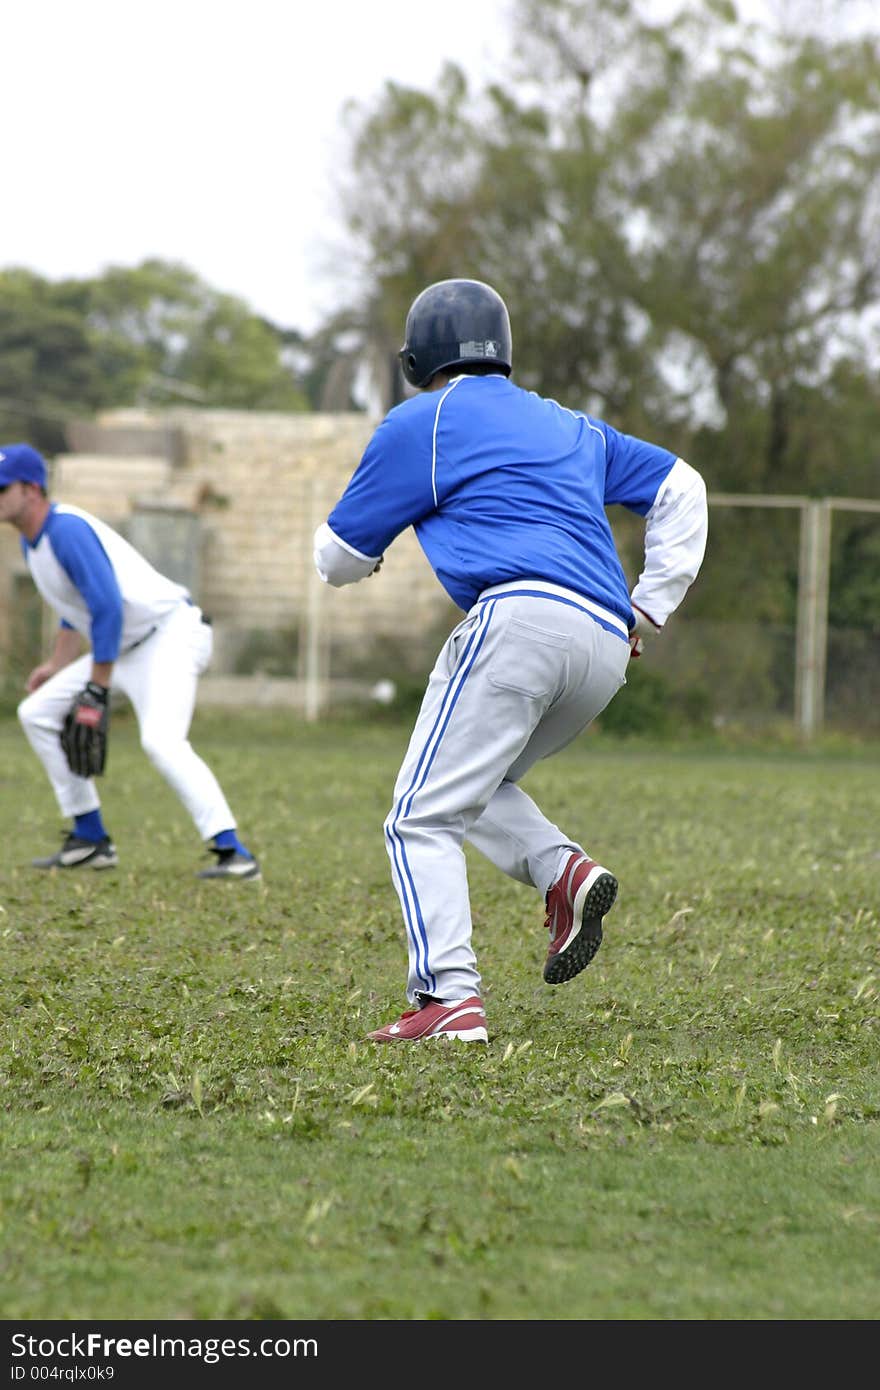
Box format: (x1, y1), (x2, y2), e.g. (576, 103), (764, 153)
(22, 504), (189, 662)
(317, 374), (706, 634)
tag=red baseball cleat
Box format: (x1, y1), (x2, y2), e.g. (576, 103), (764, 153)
(543, 853), (618, 984)
(367, 995), (488, 1043)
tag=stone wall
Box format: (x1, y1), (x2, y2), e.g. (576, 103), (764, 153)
(1, 408), (458, 691)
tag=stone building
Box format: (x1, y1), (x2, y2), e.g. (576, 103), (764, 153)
(0, 409), (460, 711)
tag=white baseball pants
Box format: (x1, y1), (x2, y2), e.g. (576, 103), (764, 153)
(385, 582), (631, 1005)
(18, 601), (236, 841)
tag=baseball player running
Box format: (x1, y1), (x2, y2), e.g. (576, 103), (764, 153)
(0, 443), (260, 880)
(315, 280), (708, 1043)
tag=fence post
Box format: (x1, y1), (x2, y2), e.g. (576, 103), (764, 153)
(794, 499), (831, 740)
(302, 477), (327, 722)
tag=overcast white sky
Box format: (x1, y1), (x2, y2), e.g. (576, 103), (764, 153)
(2, 1), (875, 335)
(3, 0), (514, 333)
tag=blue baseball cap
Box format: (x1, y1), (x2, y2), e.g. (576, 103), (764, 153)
(0, 443), (48, 489)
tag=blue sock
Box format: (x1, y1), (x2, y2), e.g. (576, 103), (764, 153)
(74, 810), (108, 842)
(212, 828), (253, 859)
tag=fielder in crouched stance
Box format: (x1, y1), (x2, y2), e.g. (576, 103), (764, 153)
(315, 280), (707, 1042)
(0, 443), (259, 880)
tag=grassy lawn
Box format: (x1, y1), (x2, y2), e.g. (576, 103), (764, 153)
(1, 709), (878, 1320)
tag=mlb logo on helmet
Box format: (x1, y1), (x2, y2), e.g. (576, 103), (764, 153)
(458, 339), (500, 357)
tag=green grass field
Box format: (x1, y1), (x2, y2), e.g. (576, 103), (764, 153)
(1, 709), (878, 1320)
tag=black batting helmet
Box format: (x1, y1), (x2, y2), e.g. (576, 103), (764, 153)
(398, 279), (513, 388)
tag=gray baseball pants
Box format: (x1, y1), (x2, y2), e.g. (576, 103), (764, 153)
(384, 580), (631, 1004)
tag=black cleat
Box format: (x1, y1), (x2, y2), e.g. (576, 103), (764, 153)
(32, 833), (118, 871)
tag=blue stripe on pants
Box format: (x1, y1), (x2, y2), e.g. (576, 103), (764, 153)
(385, 601), (497, 995)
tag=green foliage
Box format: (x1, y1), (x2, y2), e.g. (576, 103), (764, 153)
(327, 0), (880, 718)
(230, 626), (300, 677)
(598, 662), (712, 736)
(0, 269), (108, 452)
(1, 713), (879, 1318)
(830, 517), (880, 630)
(0, 259), (309, 446)
(176, 301), (307, 410)
(597, 661), (711, 739)
(336, 0), (880, 500)
(599, 664), (676, 736)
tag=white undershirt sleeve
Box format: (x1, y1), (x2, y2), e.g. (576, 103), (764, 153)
(313, 522), (382, 587)
(630, 458), (708, 628)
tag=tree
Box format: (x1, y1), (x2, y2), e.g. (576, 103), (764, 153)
(0, 259), (309, 450)
(80, 260), (309, 411)
(0, 270), (107, 453)
(332, 0), (880, 497)
(326, 0), (880, 720)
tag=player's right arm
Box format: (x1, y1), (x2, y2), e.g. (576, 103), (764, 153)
(314, 523), (383, 586)
(45, 511), (123, 688)
(25, 624), (85, 692)
(314, 406), (435, 588)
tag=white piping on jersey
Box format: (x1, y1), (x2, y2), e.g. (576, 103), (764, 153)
(430, 377), (465, 506)
(430, 380), (606, 508)
(322, 523), (377, 561)
(538, 392), (608, 444)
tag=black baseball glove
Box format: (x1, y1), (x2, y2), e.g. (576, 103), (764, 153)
(61, 681), (110, 777)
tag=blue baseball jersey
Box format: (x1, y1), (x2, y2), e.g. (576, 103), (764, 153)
(22, 503), (189, 661)
(326, 375), (677, 627)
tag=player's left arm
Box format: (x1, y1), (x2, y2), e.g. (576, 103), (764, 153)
(602, 427), (708, 652)
(629, 458), (708, 631)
